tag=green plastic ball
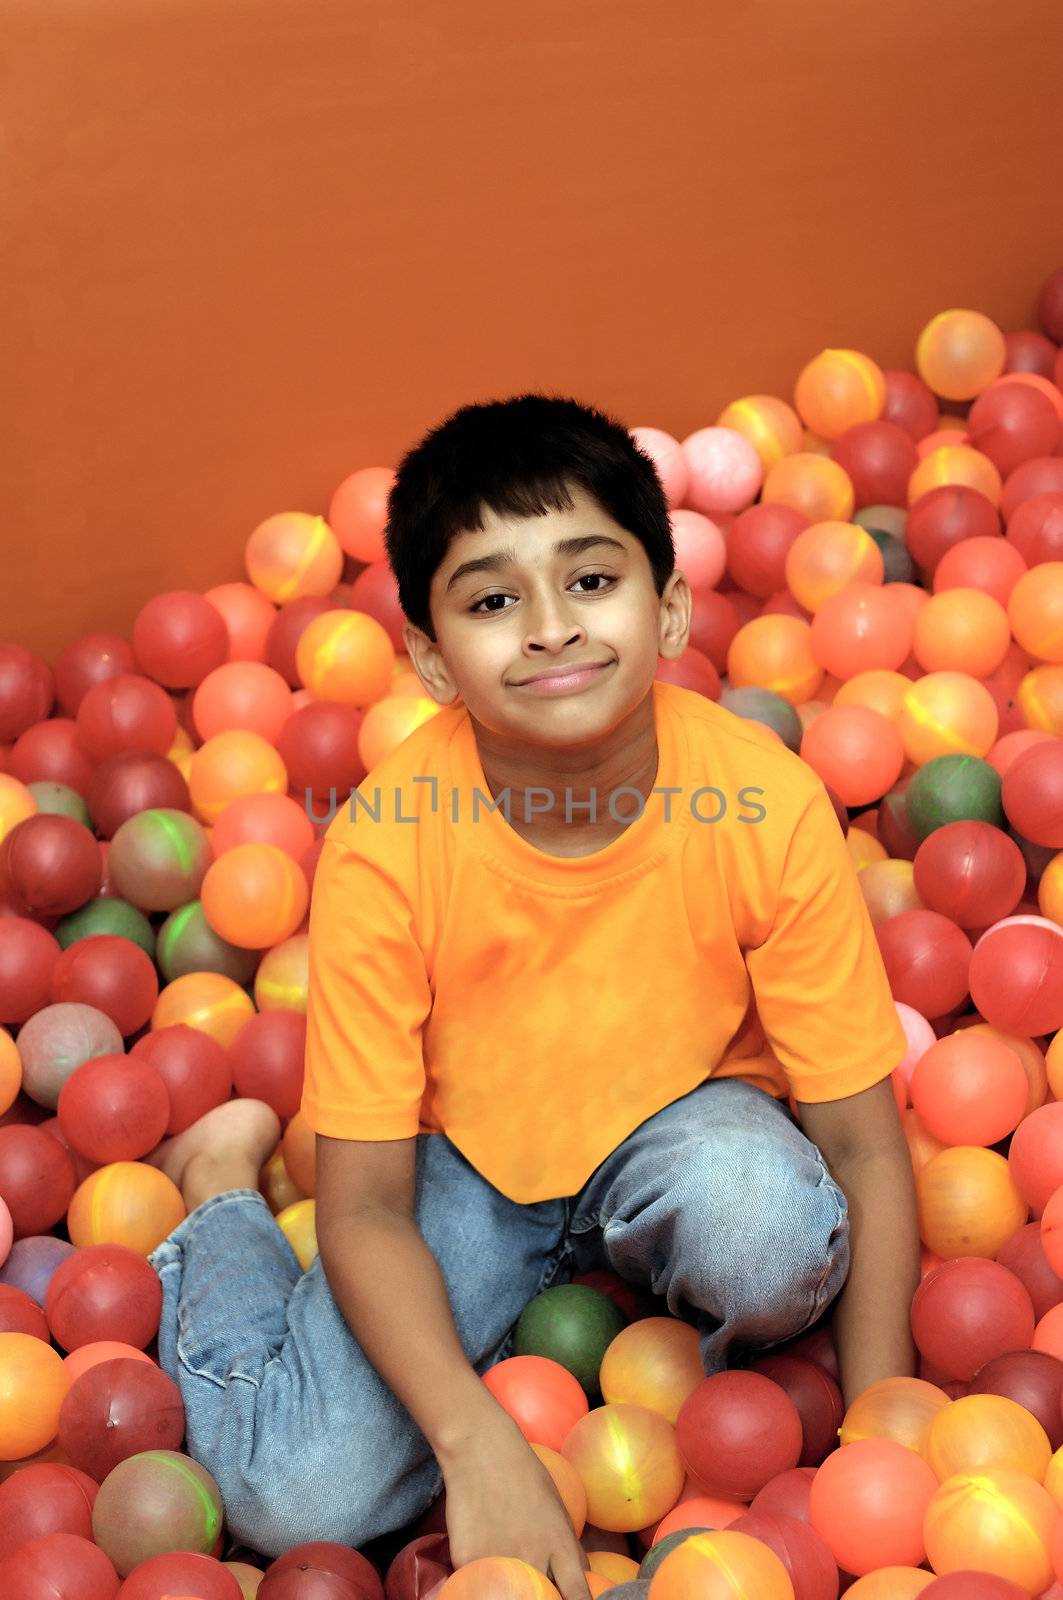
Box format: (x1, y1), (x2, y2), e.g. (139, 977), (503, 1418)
(513, 1284), (627, 1397)
(156, 900), (260, 985)
(56, 896), (156, 958)
(638, 1526), (713, 1581)
(865, 527), (916, 584)
(26, 782), (92, 829)
(905, 754), (1004, 840)
(718, 687), (803, 753)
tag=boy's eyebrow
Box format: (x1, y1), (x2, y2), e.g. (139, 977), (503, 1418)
(445, 535), (629, 593)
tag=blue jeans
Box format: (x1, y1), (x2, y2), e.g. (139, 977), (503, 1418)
(150, 1078), (849, 1558)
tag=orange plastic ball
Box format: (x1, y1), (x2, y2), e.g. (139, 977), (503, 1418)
(1040, 852), (1063, 924)
(794, 349), (886, 440)
(439, 1558), (562, 1598)
(201, 842), (309, 949)
(1018, 665), (1063, 733)
(762, 454), (855, 524)
(726, 616), (823, 704)
(68, 1161), (186, 1255)
(785, 522), (884, 613)
(923, 1468), (1056, 1593)
(809, 585), (913, 679)
(587, 1551), (640, 1584)
(0, 774), (37, 844)
(260, 1148), (303, 1214)
(482, 1356), (589, 1453)
(923, 1392), (1052, 1481)
(905, 1109), (947, 1176)
(959, 1023), (1047, 1117)
(1009, 563), (1063, 664)
(716, 395), (803, 470)
(188, 730), (288, 824)
(834, 669), (911, 723)
(912, 589), (1012, 677)
(800, 705), (905, 807)
(843, 1569), (934, 1598)
(203, 581), (277, 662)
(245, 512), (344, 604)
(911, 1032), (1028, 1147)
(275, 1197), (318, 1270)
(0, 1333), (67, 1460)
(808, 1437), (938, 1575)
(254, 934), (309, 1013)
(192, 661), (295, 743)
(839, 1376), (951, 1455)
(357, 694), (442, 771)
(848, 830), (889, 871)
(916, 1147), (1027, 1258)
(598, 1318), (704, 1425)
(916, 310), (1007, 402)
(0, 1028), (21, 1116)
(152, 971), (256, 1047)
(328, 466), (394, 562)
(898, 672), (999, 764)
(281, 1110), (316, 1197)
(561, 1402), (684, 1533)
(211, 793), (315, 862)
(62, 1340), (154, 1388)
(648, 1528), (795, 1598)
(909, 446), (1003, 508)
(530, 1442), (587, 1536)
(859, 860), (925, 926)
(295, 610), (396, 706)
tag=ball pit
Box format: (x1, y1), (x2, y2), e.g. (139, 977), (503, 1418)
(0, 263), (1060, 1597)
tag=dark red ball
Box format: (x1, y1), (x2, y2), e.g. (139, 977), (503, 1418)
(676, 1371), (803, 1499)
(911, 1258), (1036, 1382)
(50, 936), (159, 1038)
(729, 1510), (839, 1600)
(46, 1243), (163, 1352)
(59, 1358), (185, 1480)
(912, 821), (1026, 929)
(0, 1282), (51, 1338)
(996, 1222), (1063, 1321)
(263, 1542), (384, 1600)
(115, 1552), (242, 1599)
(0, 1463), (99, 1559)
(130, 1025), (232, 1134)
(8, 718), (96, 795)
(384, 1533), (451, 1600)
(53, 635), (136, 717)
(229, 1011), (307, 1121)
(1038, 266), (1063, 343)
(75, 674), (177, 763)
(1006, 492), (1063, 566)
(905, 487), (1001, 574)
(276, 703), (366, 802)
(0, 815), (103, 918)
(132, 591), (229, 690)
(0, 916), (61, 1023)
(747, 1355), (844, 1467)
(0, 1123), (76, 1237)
(2, 1531), (119, 1600)
(57, 1054), (170, 1164)
(750, 1466), (817, 1524)
(266, 597), (336, 687)
(726, 504), (810, 598)
(968, 1348), (1063, 1450)
(882, 370), (940, 442)
(688, 589), (742, 673)
(875, 909), (973, 1018)
(87, 752), (191, 839)
(967, 381), (1061, 477)
(831, 420), (918, 509)
(0, 645), (54, 743)
(1004, 330), (1060, 378)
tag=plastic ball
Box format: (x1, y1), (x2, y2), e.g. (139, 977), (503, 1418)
(716, 396), (803, 471)
(906, 488), (1002, 578)
(834, 669), (911, 724)
(295, 610), (396, 705)
(437, 1558), (561, 1598)
(970, 916), (1063, 1035)
(0, 1030), (20, 1116)
(1002, 456), (1063, 521)
(323, 465), (393, 562)
(875, 910), (972, 1017)
(188, 731), (288, 824)
(910, 447), (1003, 510)
(746, 1355), (844, 1468)
(1009, 1102), (1063, 1215)
(905, 755), (1004, 840)
(911, 588), (1011, 678)
(916, 310), (1007, 401)
(75, 675), (177, 764)
(1, 1531), (120, 1600)
(669, 510), (728, 591)
(996, 1222), (1063, 1320)
(923, 1468), (1055, 1594)
(201, 843), (308, 950)
(45, 1244), (162, 1352)
(794, 350), (885, 440)
(57, 1055), (170, 1165)
(718, 687), (803, 750)
(50, 936), (160, 1038)
(0, 1235), (76, 1308)
(202, 582), (276, 662)
(839, 1376), (950, 1455)
(725, 505), (809, 598)
(254, 934), (309, 1013)
(808, 1437), (937, 1576)
(132, 592), (229, 689)
(106, 809), (211, 913)
(212, 793), (315, 862)
(598, 1318), (704, 1425)
(0, 1331), (67, 1459)
(800, 706), (904, 807)
(924, 1391), (1051, 1481)
(17, 1002), (124, 1109)
(152, 971), (255, 1047)
(1039, 268), (1063, 342)
(67, 1163), (185, 1256)
(280, 1112), (316, 1197)
(357, 694), (442, 771)
(912, 820), (1024, 928)
(58, 1357), (184, 1481)
(131, 1025), (232, 1135)
(86, 752), (191, 841)
(513, 1285), (627, 1398)
(967, 381), (1061, 476)
(1018, 664), (1063, 733)
(933, 538), (1028, 609)
(1007, 493), (1063, 567)
(676, 1372), (802, 1500)
(631, 427), (689, 508)
(245, 513), (343, 604)
(482, 1355), (589, 1452)
(784, 522), (884, 613)
(229, 1011), (306, 1120)
(727, 616), (822, 704)
(647, 1528), (795, 1598)
(192, 661), (295, 744)
(90, 1449), (223, 1575)
(883, 370), (940, 442)
(0, 1462), (99, 1557)
(809, 585), (912, 679)
(761, 455), (855, 524)
(153, 902), (258, 987)
(0, 814), (103, 919)
(916, 1147), (1027, 1259)
(969, 1351), (1063, 1453)
(561, 1402), (684, 1533)
(1009, 563), (1063, 664)
(0, 647), (54, 743)
(911, 1030), (1027, 1147)
(0, 1125), (76, 1237)
(277, 703), (366, 803)
(832, 420), (918, 508)
(680, 428), (763, 515)
(898, 674), (999, 765)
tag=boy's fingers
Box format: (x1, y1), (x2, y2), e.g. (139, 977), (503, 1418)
(550, 1544), (592, 1600)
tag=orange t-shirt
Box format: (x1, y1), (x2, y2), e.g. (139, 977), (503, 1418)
(302, 679), (907, 1203)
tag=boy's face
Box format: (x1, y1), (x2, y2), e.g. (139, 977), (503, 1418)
(404, 484), (691, 749)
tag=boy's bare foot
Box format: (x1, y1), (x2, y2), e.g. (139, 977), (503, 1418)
(147, 1099), (281, 1214)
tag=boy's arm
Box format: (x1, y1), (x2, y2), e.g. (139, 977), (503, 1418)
(797, 1077), (921, 1410)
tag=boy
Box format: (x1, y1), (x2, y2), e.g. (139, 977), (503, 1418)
(150, 394), (921, 1599)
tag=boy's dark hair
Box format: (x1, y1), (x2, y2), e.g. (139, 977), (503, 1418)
(384, 393), (676, 642)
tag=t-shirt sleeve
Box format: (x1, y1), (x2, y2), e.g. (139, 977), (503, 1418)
(744, 783), (908, 1104)
(301, 834), (431, 1141)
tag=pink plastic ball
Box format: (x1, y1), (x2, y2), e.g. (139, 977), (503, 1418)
(669, 510), (728, 591)
(681, 428), (764, 515)
(631, 427), (689, 509)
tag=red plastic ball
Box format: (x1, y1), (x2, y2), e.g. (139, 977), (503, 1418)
(0, 1283), (51, 1339)
(0, 815), (103, 918)
(263, 1541), (384, 1599)
(228, 1011), (307, 1121)
(1004, 330), (1060, 378)
(1001, 456), (1063, 522)
(655, 645), (721, 701)
(265, 596), (335, 687)
(0, 1463), (99, 1558)
(76, 675), (178, 763)
(348, 562), (408, 654)
(276, 703), (366, 801)
(133, 591), (229, 689)
(909, 1031), (1027, 1146)
(725, 505), (810, 598)
(0, 646), (54, 743)
(968, 1349), (1063, 1451)
(689, 590), (742, 673)
(2, 1531), (119, 1600)
(54, 635), (137, 717)
(0, 1124), (76, 1237)
(59, 1357), (185, 1481)
(116, 1552), (243, 1599)
(997, 1223), (1063, 1320)
(747, 1355), (844, 1468)
(57, 1054), (170, 1164)
(911, 1258), (1036, 1381)
(1007, 493), (1063, 566)
(1002, 742), (1063, 848)
(933, 537), (1028, 606)
(831, 420), (918, 509)
(8, 719), (95, 796)
(130, 1026), (232, 1135)
(967, 382), (1061, 477)
(1010, 1104), (1063, 1216)
(912, 821), (1026, 928)
(970, 917), (1063, 1036)
(87, 753), (191, 840)
(807, 1436), (937, 1576)
(729, 1510), (838, 1600)
(905, 487), (1001, 573)
(676, 1371), (803, 1499)
(0, 918), (61, 1024)
(46, 1244), (163, 1352)
(481, 1355), (589, 1452)
(882, 370), (940, 442)
(50, 937), (159, 1038)
(875, 910), (973, 1018)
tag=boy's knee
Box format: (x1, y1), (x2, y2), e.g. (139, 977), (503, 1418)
(221, 1451), (441, 1558)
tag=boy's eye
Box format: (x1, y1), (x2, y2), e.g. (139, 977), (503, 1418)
(468, 572), (615, 614)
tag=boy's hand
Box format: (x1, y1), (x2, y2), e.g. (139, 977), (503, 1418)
(441, 1413), (592, 1600)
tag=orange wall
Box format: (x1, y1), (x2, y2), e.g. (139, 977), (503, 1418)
(4, 0), (1063, 659)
